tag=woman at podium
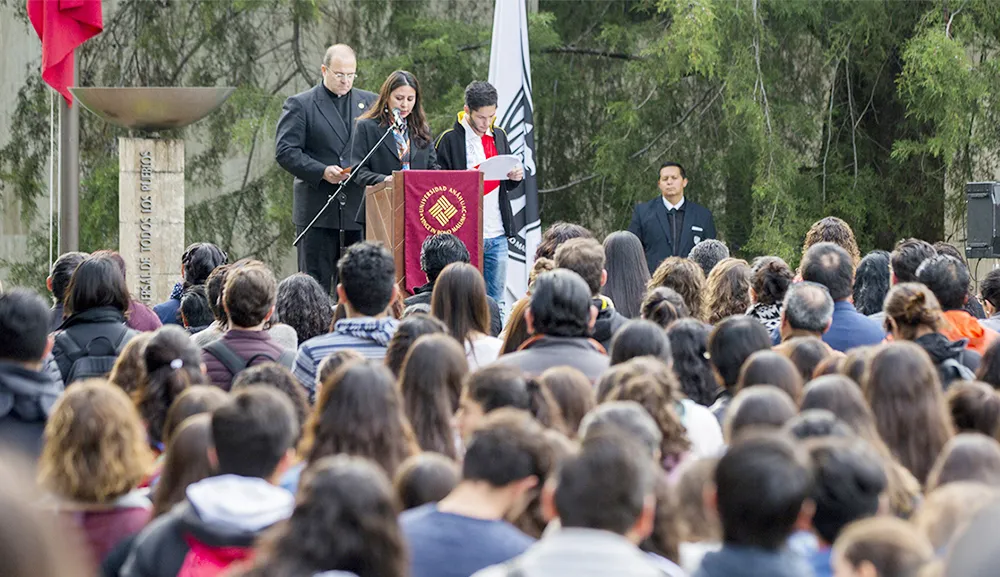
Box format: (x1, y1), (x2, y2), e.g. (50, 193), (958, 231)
(352, 70), (440, 187)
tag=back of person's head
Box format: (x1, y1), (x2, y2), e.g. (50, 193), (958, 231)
(108, 332), (153, 394)
(854, 250), (892, 316)
(640, 286), (690, 328)
(866, 342), (955, 485)
(724, 386), (798, 443)
(554, 237), (606, 297)
(782, 281), (835, 334)
(926, 433), (1000, 491)
(801, 376), (881, 441)
(704, 258), (752, 325)
(529, 258), (556, 293)
(161, 385), (229, 447)
(317, 350), (364, 389)
(152, 414), (216, 518)
(460, 365), (564, 436)
(0, 289), (52, 364)
(947, 381), (1000, 436)
(784, 336), (833, 383)
(204, 264), (231, 324)
(807, 438), (887, 545)
(463, 409), (553, 488)
(884, 283), (943, 339)
(398, 334), (468, 459)
(303, 360), (416, 477)
(247, 455), (407, 577)
(912, 481), (998, 554)
(137, 325), (208, 446)
(648, 257), (706, 320)
(231, 363), (310, 440)
(539, 366), (595, 436)
(529, 269), (593, 338)
(676, 457), (721, 542)
(688, 239), (729, 277)
(802, 216), (861, 265)
(338, 241), (396, 316)
(714, 432), (812, 549)
(981, 268), (1000, 311)
(666, 318), (717, 406)
(212, 387), (297, 479)
(916, 255), (970, 312)
(708, 315), (772, 391)
(275, 273), (333, 344)
(891, 238), (937, 284)
(552, 433), (655, 535)
(501, 297), (533, 355)
(840, 346), (877, 385)
(833, 517), (934, 577)
(223, 263), (276, 328)
(801, 242), (855, 301)
(737, 350), (805, 403)
(181, 242), (227, 287)
(535, 222), (593, 260)
(63, 255), (130, 316)
(431, 262), (490, 345)
(48, 251), (88, 304)
(420, 233), (470, 284)
(750, 256), (794, 307)
(384, 313), (447, 377)
(39, 379), (150, 503)
(464, 80), (497, 110)
(579, 401), (663, 459)
(784, 409), (855, 440)
(393, 453), (460, 511)
(601, 231), (650, 319)
(180, 285), (213, 329)
(609, 319), (672, 366)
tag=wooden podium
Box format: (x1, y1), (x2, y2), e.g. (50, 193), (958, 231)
(365, 170), (484, 293)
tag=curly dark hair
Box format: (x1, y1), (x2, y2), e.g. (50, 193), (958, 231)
(464, 81), (498, 110)
(666, 319), (718, 406)
(801, 216), (860, 266)
(535, 222), (593, 260)
(890, 238), (936, 284)
(301, 360), (418, 477)
(648, 257), (706, 320)
(916, 255), (970, 311)
(244, 455), (407, 577)
(398, 334), (468, 460)
(854, 250), (891, 316)
(338, 242), (397, 316)
(181, 242), (227, 288)
(135, 326), (208, 446)
(705, 258), (752, 325)
(750, 256), (794, 306)
(276, 273), (334, 344)
(419, 233), (470, 284)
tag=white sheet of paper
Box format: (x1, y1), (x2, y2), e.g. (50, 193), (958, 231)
(477, 154), (520, 180)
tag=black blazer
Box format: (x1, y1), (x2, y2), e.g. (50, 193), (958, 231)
(628, 197), (717, 273)
(434, 116), (519, 238)
(351, 117), (440, 187)
(275, 84), (377, 231)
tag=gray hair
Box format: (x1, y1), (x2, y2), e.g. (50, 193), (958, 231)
(688, 240), (730, 277)
(579, 401), (662, 458)
(783, 281), (834, 333)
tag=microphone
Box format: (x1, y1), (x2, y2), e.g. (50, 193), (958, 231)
(391, 108), (405, 128)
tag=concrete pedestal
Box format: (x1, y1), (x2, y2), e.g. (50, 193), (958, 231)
(119, 138), (185, 306)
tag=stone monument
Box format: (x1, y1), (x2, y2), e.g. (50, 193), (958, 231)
(69, 87), (234, 305)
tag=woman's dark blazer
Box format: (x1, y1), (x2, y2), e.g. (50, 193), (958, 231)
(351, 117), (440, 187)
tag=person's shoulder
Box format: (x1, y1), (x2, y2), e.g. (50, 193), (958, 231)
(684, 198), (712, 214)
(399, 503), (438, 528)
(287, 84), (322, 103)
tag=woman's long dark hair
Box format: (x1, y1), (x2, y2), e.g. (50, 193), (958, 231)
(398, 334), (468, 460)
(63, 255), (130, 316)
(134, 326), (208, 446)
(666, 318), (718, 406)
(854, 250), (891, 316)
(361, 70), (431, 147)
(602, 231), (650, 319)
(243, 455), (407, 577)
(431, 263), (490, 349)
(152, 414), (216, 518)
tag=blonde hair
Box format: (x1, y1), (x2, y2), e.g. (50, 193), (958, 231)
(108, 332), (153, 395)
(704, 258), (752, 325)
(648, 257), (707, 320)
(39, 379), (152, 503)
(834, 517), (934, 577)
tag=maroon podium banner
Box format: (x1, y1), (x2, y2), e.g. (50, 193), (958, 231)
(403, 170), (482, 294)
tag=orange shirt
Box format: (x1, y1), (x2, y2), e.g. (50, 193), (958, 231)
(940, 310), (999, 355)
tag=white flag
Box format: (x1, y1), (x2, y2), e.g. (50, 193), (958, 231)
(489, 0), (541, 306)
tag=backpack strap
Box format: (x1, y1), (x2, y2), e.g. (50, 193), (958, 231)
(54, 330), (85, 364)
(203, 340), (249, 377)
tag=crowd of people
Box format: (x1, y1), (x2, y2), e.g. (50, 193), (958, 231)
(6, 215), (1000, 577)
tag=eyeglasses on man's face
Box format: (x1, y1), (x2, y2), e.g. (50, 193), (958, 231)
(332, 72), (357, 80)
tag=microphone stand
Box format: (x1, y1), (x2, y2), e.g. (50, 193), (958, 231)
(293, 120), (399, 248)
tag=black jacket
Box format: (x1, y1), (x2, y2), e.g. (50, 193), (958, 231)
(351, 117), (440, 188)
(628, 197), (717, 274)
(591, 296), (628, 353)
(434, 114), (519, 238)
(0, 361), (61, 462)
(52, 307), (138, 384)
(491, 336), (610, 383)
(913, 332), (981, 385)
(275, 84), (377, 231)
(404, 282), (503, 337)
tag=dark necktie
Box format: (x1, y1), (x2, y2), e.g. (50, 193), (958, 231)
(667, 209), (681, 254)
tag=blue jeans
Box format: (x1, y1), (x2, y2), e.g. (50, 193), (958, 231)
(483, 236), (508, 309)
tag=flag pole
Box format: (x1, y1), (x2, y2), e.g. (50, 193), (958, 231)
(58, 52), (80, 253)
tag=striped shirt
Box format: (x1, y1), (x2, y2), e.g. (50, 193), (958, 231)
(293, 317), (398, 398)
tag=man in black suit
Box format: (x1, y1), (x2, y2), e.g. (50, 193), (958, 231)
(275, 44), (377, 293)
(628, 162), (717, 274)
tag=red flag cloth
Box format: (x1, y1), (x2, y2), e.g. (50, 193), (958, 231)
(403, 170), (482, 294)
(27, 0), (103, 105)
